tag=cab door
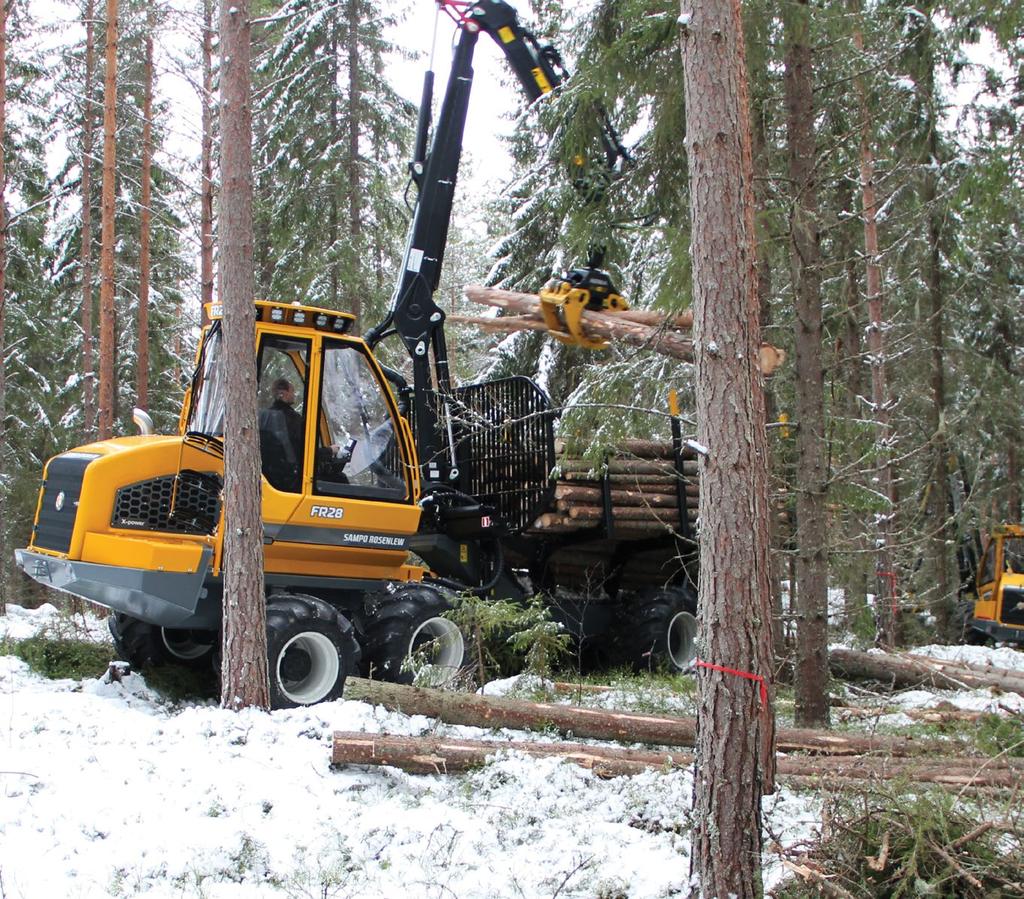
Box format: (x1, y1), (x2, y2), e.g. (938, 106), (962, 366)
(256, 333), (312, 524)
(271, 337), (422, 580)
(975, 536), (999, 622)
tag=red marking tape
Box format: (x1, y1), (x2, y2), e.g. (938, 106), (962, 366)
(695, 660), (768, 706)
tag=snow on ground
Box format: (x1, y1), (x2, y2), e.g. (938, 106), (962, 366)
(910, 642), (1024, 673)
(0, 605), (818, 898)
(0, 601), (111, 644)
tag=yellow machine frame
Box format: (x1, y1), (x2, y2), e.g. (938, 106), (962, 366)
(969, 524), (1024, 643)
(19, 300), (431, 629)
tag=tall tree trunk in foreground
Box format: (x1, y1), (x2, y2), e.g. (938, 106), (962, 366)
(345, 0), (362, 327)
(81, 0), (97, 440)
(0, 0), (9, 615)
(200, 0), (214, 322)
(745, 1), (785, 662)
(218, 0), (269, 711)
(97, 0), (118, 439)
(851, 4), (899, 646)
(679, 0), (776, 894)
(784, 0), (829, 727)
(137, 19), (153, 412)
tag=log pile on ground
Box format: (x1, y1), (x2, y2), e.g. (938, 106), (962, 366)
(830, 647), (1024, 698)
(341, 678), (938, 757)
(331, 731), (1024, 790)
(334, 679), (1024, 791)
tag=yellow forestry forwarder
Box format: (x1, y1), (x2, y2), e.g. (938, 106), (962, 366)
(15, 0), (699, 708)
(964, 524), (1024, 644)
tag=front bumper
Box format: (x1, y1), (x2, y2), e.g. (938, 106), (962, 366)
(970, 617), (1024, 644)
(15, 547), (217, 629)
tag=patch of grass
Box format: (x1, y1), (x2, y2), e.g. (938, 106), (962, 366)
(501, 666), (700, 717)
(775, 787), (1024, 898)
(11, 632), (115, 680)
(869, 713), (1024, 759)
(140, 664), (219, 704)
(974, 714), (1024, 757)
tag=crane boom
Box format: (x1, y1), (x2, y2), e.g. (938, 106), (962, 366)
(366, 0), (627, 485)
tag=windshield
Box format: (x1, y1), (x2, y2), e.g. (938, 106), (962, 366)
(186, 326), (226, 438)
(1004, 538), (1024, 574)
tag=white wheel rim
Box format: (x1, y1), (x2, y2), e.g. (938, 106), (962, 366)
(161, 628), (213, 661)
(277, 632), (341, 704)
(667, 611), (698, 670)
(407, 617), (464, 687)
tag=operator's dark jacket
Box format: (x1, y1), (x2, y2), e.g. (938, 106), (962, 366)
(259, 399), (304, 493)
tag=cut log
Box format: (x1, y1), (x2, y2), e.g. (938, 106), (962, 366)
(615, 438), (679, 459)
(462, 285), (695, 330)
(330, 731), (1024, 789)
(560, 472), (691, 486)
(565, 505), (692, 521)
(554, 484), (698, 504)
(341, 677), (938, 757)
(830, 648), (1024, 697)
(530, 512), (698, 532)
(460, 286), (786, 376)
(556, 459), (695, 476)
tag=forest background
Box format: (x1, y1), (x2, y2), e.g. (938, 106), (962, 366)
(0, 0), (1022, 664)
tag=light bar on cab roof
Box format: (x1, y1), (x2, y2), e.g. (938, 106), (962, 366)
(203, 302), (356, 334)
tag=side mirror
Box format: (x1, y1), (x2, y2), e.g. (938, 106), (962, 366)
(133, 408), (155, 436)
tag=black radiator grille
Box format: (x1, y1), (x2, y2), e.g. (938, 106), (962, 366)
(1000, 587), (1024, 627)
(112, 471), (222, 535)
(450, 376), (556, 534)
(33, 453), (95, 553)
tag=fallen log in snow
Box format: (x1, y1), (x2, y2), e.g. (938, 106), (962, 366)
(330, 731), (1024, 789)
(457, 286), (787, 375)
(830, 648), (1024, 697)
(341, 677), (936, 757)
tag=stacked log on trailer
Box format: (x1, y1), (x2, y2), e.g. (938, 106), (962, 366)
(523, 437), (699, 592)
(530, 437), (698, 537)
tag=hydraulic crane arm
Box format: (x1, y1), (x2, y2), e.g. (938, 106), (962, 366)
(366, 0), (627, 485)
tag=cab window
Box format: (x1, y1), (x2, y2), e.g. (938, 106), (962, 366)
(257, 336), (310, 494)
(1003, 538), (1024, 573)
(315, 340), (407, 500)
(980, 539), (997, 586)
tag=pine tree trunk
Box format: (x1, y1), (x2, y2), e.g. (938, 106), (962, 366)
(345, 0), (362, 326)
(678, 0), (776, 893)
(918, 9), (955, 639)
(746, 2), (786, 663)
(995, 311), (1021, 521)
(837, 183), (870, 626)
(218, 0), (269, 711)
(137, 21), (153, 412)
(200, 0), (214, 322)
(97, 0), (118, 440)
(0, 0), (9, 615)
(784, 0), (829, 728)
(81, 0), (97, 440)
(328, 10), (339, 310)
(851, 5), (899, 646)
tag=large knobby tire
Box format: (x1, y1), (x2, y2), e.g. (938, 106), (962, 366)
(362, 586), (465, 686)
(109, 613), (217, 670)
(265, 594), (360, 710)
(619, 586), (699, 673)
